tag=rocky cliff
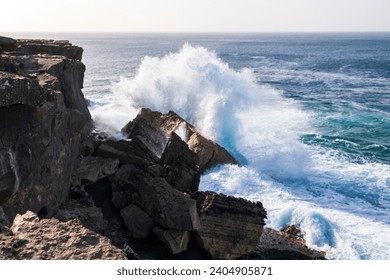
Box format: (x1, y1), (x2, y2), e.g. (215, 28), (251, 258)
(0, 36), (325, 260)
(0, 36), (91, 223)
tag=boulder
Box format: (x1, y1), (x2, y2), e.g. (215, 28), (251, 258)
(122, 108), (237, 173)
(120, 204), (155, 239)
(187, 132), (237, 172)
(0, 211), (126, 260)
(139, 177), (200, 231)
(97, 140), (154, 170)
(110, 164), (144, 209)
(192, 191), (267, 259)
(153, 227), (190, 254)
(72, 156), (119, 186)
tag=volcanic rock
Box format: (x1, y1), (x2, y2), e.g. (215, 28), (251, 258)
(0, 38), (91, 221)
(71, 156), (119, 186)
(153, 227), (190, 254)
(120, 204), (155, 239)
(139, 177), (200, 231)
(0, 211), (126, 260)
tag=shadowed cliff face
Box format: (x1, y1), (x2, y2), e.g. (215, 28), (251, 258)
(0, 36), (92, 222)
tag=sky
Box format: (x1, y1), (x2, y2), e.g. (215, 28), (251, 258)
(1, 0), (390, 33)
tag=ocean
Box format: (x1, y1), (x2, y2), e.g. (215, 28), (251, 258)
(35, 32), (390, 259)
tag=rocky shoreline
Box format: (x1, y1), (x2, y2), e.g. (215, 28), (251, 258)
(0, 36), (325, 260)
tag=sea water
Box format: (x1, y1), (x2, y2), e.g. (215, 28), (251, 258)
(65, 33), (389, 259)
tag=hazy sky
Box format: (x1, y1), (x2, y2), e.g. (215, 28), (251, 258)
(1, 0), (390, 33)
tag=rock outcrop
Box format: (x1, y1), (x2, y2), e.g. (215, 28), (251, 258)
(240, 226), (326, 260)
(0, 211), (126, 260)
(192, 191), (267, 259)
(0, 37), (91, 221)
(122, 108), (238, 172)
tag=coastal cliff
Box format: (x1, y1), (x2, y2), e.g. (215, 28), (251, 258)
(0, 36), (325, 260)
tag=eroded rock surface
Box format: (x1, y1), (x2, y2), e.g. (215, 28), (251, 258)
(0, 211), (126, 260)
(0, 38), (91, 221)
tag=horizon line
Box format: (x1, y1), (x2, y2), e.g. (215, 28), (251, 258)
(2, 31), (390, 34)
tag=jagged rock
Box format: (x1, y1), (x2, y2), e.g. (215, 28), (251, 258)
(0, 211), (126, 260)
(97, 140), (154, 170)
(121, 109), (201, 192)
(0, 36), (17, 52)
(187, 132), (237, 172)
(161, 133), (200, 192)
(120, 204), (155, 239)
(122, 108), (237, 172)
(139, 177), (200, 231)
(153, 227), (190, 254)
(72, 156), (119, 186)
(110, 164), (144, 209)
(0, 38), (91, 221)
(240, 227), (326, 260)
(192, 191), (267, 260)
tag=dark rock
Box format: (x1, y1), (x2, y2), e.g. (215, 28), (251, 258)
(97, 140), (154, 170)
(161, 133), (200, 192)
(139, 177), (200, 231)
(0, 211), (126, 260)
(110, 164), (143, 209)
(192, 191), (267, 259)
(122, 116), (169, 161)
(72, 156), (119, 186)
(153, 227), (190, 254)
(0, 207), (10, 227)
(0, 39), (91, 222)
(122, 108), (237, 173)
(0, 36), (17, 52)
(120, 204), (155, 239)
(16, 39), (83, 60)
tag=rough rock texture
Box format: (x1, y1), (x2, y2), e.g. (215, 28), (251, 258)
(120, 204), (155, 239)
(153, 227), (190, 255)
(122, 108), (238, 172)
(0, 38), (91, 221)
(0, 211), (126, 260)
(192, 191), (267, 259)
(71, 156), (119, 186)
(138, 177), (200, 232)
(240, 227), (326, 260)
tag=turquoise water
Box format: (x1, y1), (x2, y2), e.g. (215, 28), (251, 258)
(64, 33), (390, 259)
